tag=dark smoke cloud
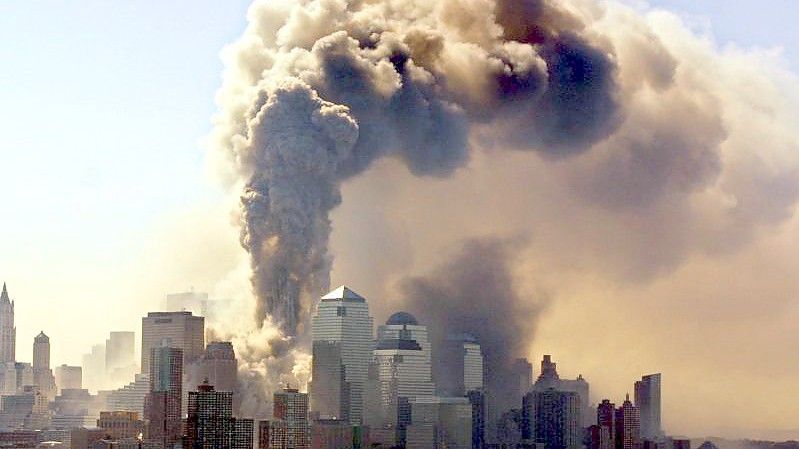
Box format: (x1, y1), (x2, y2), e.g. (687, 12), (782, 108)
(217, 0), (620, 337)
(397, 237), (547, 411)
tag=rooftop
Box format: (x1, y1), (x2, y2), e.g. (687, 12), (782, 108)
(321, 286), (365, 302)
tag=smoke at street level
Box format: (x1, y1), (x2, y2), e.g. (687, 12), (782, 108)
(210, 0), (799, 422)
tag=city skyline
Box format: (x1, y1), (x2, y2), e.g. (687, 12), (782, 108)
(2, 0), (799, 442)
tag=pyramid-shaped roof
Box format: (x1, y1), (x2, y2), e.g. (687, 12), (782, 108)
(0, 283), (8, 303)
(321, 286), (365, 302)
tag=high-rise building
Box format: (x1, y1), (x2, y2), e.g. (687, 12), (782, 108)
(589, 424), (614, 449)
(103, 373), (151, 416)
(32, 332), (48, 370)
(106, 332), (136, 379)
(32, 332), (56, 401)
(436, 333), (484, 397)
(144, 346), (183, 449)
(310, 419), (369, 449)
(0, 284), (17, 395)
(309, 341), (349, 421)
(405, 396), (472, 449)
(367, 313), (436, 447)
(54, 365), (82, 393)
(97, 411), (144, 440)
(310, 286), (373, 424)
(634, 374), (661, 440)
(615, 395), (640, 449)
(193, 342), (238, 397)
(532, 355), (592, 427)
(166, 291), (209, 317)
(0, 284), (16, 364)
(232, 419), (254, 449)
(81, 344), (106, 393)
(50, 388), (103, 429)
(597, 399), (616, 449)
(141, 312), (204, 375)
(522, 388), (581, 449)
(467, 390), (485, 449)
(267, 388), (310, 449)
(186, 381), (232, 449)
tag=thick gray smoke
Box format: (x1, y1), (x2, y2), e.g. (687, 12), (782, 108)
(397, 237), (546, 414)
(209, 0), (799, 434)
(214, 0), (619, 337)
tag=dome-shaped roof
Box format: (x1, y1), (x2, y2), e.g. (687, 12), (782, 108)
(386, 311), (418, 326)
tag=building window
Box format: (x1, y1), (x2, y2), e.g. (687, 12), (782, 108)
(336, 306), (346, 316)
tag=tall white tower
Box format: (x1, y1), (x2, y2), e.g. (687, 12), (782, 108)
(311, 286), (374, 424)
(0, 283), (15, 364)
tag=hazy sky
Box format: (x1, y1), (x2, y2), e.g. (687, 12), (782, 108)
(1, 0), (799, 439)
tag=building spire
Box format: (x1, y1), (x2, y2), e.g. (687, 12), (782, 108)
(0, 283), (8, 302)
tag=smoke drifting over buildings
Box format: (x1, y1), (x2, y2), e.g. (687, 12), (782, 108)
(397, 237), (544, 413)
(213, 0), (622, 338)
(210, 0), (799, 430)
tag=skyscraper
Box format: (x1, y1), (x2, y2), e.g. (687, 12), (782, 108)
(194, 342), (238, 396)
(141, 311), (204, 375)
(32, 332), (56, 401)
(54, 365), (82, 393)
(436, 333), (484, 397)
(310, 286), (373, 424)
(106, 331), (136, 380)
(186, 381), (234, 449)
(615, 395), (640, 449)
(0, 284), (15, 364)
(144, 345), (183, 449)
(269, 387), (310, 449)
(523, 388), (581, 449)
(634, 374), (661, 440)
(309, 341), (349, 421)
(367, 313), (436, 447)
(597, 399), (616, 449)
(533, 355), (592, 427)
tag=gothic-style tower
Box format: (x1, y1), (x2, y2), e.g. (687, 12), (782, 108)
(0, 283), (16, 364)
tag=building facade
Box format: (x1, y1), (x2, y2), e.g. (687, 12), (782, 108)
(634, 374), (662, 440)
(141, 312), (204, 374)
(310, 286), (373, 424)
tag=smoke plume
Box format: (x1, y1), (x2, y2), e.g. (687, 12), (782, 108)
(213, 0), (620, 337)
(211, 0), (799, 432)
(397, 237), (546, 412)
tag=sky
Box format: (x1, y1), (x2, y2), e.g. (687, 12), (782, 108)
(1, 0), (799, 439)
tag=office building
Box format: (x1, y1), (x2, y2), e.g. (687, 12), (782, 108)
(310, 286), (373, 424)
(32, 332), (56, 401)
(367, 314), (436, 447)
(533, 355), (593, 427)
(186, 381), (234, 449)
(141, 312), (204, 374)
(436, 333), (483, 397)
(166, 291), (209, 317)
(54, 365), (82, 393)
(467, 390), (485, 449)
(309, 341), (349, 421)
(522, 388), (581, 449)
(97, 411), (144, 439)
(106, 332), (136, 379)
(104, 373), (150, 416)
(310, 419), (369, 449)
(0, 284), (16, 396)
(271, 388), (310, 449)
(144, 346), (183, 448)
(634, 374), (662, 440)
(406, 396), (472, 449)
(615, 395), (640, 449)
(194, 341), (238, 396)
(82, 344), (106, 393)
(589, 424), (614, 449)
(0, 284), (15, 364)
(597, 400), (616, 449)
(50, 388), (102, 429)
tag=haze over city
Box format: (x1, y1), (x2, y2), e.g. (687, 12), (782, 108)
(2, 0), (799, 445)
